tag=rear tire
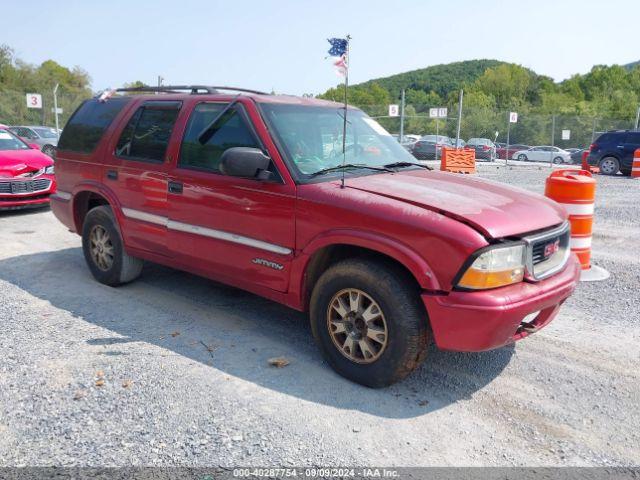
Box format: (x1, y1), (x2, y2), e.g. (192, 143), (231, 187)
(82, 206), (143, 286)
(310, 258), (429, 388)
(518, 154), (528, 162)
(599, 156), (620, 175)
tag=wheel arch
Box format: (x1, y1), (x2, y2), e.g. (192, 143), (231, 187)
(294, 232), (441, 312)
(71, 183), (122, 233)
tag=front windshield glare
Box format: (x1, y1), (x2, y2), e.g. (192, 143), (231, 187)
(261, 104), (417, 177)
(0, 130), (29, 151)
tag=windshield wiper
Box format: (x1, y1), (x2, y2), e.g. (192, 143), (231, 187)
(310, 163), (394, 177)
(197, 94), (241, 144)
(383, 161), (433, 171)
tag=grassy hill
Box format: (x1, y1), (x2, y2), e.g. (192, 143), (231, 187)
(356, 59), (511, 99)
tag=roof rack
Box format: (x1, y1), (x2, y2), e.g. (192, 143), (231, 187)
(115, 85), (269, 95)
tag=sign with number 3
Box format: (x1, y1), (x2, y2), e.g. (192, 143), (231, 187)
(26, 93), (43, 109)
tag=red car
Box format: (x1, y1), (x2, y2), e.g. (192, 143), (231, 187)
(0, 128), (56, 210)
(496, 144), (530, 160)
(51, 86), (580, 387)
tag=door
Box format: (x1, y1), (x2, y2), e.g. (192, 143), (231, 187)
(104, 100), (183, 256)
(167, 101), (295, 292)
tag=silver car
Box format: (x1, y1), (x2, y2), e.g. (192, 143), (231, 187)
(512, 146), (572, 164)
(7, 125), (59, 157)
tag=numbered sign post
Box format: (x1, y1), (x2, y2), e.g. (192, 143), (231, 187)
(26, 93), (42, 109)
(388, 104), (399, 117)
(505, 111), (518, 165)
(429, 107), (448, 162)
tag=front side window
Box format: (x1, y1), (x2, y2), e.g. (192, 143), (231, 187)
(179, 103), (260, 172)
(0, 129), (30, 151)
(115, 102), (181, 162)
(260, 104), (416, 179)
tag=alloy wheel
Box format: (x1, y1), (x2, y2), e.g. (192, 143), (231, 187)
(600, 158), (618, 175)
(89, 225), (114, 271)
(326, 288), (388, 364)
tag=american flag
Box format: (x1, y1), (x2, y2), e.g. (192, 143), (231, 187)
(327, 38), (349, 77)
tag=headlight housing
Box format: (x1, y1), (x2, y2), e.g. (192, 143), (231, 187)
(456, 243), (526, 290)
(44, 165), (54, 175)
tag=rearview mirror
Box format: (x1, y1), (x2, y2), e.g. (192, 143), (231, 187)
(220, 147), (272, 179)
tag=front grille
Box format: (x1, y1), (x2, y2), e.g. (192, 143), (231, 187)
(0, 178), (52, 195)
(524, 222), (571, 280)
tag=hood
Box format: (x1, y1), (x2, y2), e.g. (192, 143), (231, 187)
(0, 149), (53, 178)
(344, 170), (566, 239)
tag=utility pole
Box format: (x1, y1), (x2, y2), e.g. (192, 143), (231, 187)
(399, 89), (405, 142)
(53, 83), (60, 133)
(157, 75), (164, 94)
(455, 89), (463, 148)
(635, 106), (640, 130)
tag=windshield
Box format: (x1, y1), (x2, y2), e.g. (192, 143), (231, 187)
(32, 127), (59, 139)
(0, 129), (30, 151)
(260, 104), (417, 179)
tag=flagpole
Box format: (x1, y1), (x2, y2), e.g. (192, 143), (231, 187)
(341, 34), (351, 189)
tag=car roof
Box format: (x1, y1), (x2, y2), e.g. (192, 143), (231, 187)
(105, 86), (348, 109)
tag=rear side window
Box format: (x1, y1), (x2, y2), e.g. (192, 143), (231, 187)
(595, 133), (614, 144)
(58, 97), (130, 153)
(115, 101), (181, 162)
(179, 103), (259, 172)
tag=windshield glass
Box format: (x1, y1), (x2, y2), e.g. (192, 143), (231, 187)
(0, 129), (30, 151)
(420, 135), (451, 144)
(260, 104), (417, 178)
(32, 127), (59, 139)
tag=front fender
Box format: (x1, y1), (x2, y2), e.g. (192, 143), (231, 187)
(287, 228), (443, 311)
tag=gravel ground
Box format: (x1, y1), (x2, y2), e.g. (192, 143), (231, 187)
(0, 163), (639, 467)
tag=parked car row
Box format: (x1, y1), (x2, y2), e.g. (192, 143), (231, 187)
(0, 123), (59, 158)
(399, 135), (583, 165)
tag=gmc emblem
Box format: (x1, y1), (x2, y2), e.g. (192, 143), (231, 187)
(544, 239), (560, 258)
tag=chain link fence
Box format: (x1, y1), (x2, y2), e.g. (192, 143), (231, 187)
(0, 88), (90, 128)
(360, 103), (637, 156)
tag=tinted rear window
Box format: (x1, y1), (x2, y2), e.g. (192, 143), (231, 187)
(625, 132), (640, 144)
(58, 97), (130, 153)
(595, 133), (615, 144)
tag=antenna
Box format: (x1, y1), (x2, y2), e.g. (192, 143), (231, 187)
(341, 34), (351, 189)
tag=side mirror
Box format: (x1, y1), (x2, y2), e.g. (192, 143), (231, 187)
(220, 147), (272, 179)
(29, 143), (40, 150)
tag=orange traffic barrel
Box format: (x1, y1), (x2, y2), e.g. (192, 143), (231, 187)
(632, 148), (640, 179)
(545, 169), (596, 270)
(581, 150), (590, 172)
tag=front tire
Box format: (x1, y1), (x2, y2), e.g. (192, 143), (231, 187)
(310, 258), (429, 387)
(82, 206), (143, 286)
(553, 156), (563, 164)
(42, 144), (55, 157)
(599, 156), (620, 175)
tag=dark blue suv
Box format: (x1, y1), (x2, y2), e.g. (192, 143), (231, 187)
(587, 130), (640, 175)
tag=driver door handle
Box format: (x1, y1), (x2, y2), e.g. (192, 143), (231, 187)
(168, 181), (183, 194)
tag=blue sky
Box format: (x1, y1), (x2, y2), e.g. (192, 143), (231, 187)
(3, 0), (639, 95)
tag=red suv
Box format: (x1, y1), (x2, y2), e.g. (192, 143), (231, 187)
(50, 86), (580, 387)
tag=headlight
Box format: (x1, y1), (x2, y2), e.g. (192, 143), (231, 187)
(44, 165), (54, 174)
(457, 243), (526, 290)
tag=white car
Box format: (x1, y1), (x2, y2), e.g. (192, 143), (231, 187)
(512, 146), (572, 164)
